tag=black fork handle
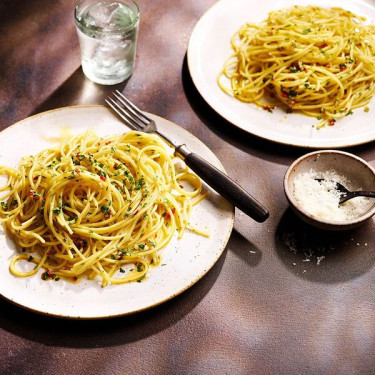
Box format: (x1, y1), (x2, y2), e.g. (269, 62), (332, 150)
(177, 147), (269, 222)
(340, 190), (375, 203)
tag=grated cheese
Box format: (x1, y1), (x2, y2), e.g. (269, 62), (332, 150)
(292, 169), (369, 221)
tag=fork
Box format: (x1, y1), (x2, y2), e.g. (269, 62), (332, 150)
(105, 91), (269, 222)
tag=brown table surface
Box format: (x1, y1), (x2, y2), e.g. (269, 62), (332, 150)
(1, 1), (375, 374)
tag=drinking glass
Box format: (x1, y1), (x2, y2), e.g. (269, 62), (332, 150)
(74, 0), (140, 85)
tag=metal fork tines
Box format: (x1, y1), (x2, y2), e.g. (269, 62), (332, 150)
(105, 91), (269, 223)
(105, 91), (178, 147)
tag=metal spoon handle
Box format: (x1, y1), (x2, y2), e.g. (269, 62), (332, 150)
(340, 191), (375, 203)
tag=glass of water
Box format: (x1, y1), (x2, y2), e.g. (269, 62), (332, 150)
(74, 0), (140, 85)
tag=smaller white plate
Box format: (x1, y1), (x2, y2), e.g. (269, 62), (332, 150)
(188, 0), (375, 148)
(0, 106), (234, 319)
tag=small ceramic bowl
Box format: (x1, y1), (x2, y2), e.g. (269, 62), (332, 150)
(284, 150), (375, 230)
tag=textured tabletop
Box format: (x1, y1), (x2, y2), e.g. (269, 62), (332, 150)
(0, 1), (375, 374)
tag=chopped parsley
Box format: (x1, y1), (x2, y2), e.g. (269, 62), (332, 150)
(101, 204), (111, 216)
(52, 207), (61, 215)
(290, 66), (298, 73)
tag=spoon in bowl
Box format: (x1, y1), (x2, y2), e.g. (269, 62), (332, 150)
(315, 178), (375, 204)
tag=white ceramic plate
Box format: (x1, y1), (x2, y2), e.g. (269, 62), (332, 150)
(0, 106), (234, 319)
(188, 0), (375, 148)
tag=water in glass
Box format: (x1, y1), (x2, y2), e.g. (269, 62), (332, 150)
(75, 1), (139, 85)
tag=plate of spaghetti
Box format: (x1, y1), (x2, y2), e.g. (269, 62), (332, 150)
(0, 106), (234, 318)
(188, 0), (375, 148)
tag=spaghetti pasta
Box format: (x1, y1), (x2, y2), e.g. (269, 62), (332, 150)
(0, 130), (208, 286)
(218, 5), (375, 127)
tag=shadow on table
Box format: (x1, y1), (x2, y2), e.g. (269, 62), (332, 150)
(0, 247), (227, 348)
(274, 208), (375, 283)
(30, 67), (128, 116)
(228, 228), (262, 268)
(181, 54), (375, 163)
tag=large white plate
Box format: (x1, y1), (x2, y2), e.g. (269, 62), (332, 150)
(0, 106), (234, 319)
(188, 0), (375, 148)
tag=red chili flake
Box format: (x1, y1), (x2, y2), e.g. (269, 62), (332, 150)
(105, 141), (111, 145)
(43, 196), (46, 201)
(165, 208), (176, 220)
(33, 176), (38, 181)
(281, 93), (288, 98)
(134, 210), (139, 215)
(73, 276), (78, 282)
(34, 196), (40, 201)
(104, 214), (110, 219)
(76, 154), (80, 157)
(75, 168), (81, 174)
(326, 64), (330, 68)
(329, 119), (336, 126)
(358, 43), (362, 47)
(320, 43), (328, 48)
(271, 27), (275, 30)
(46, 269), (55, 278)
(29, 191), (34, 197)
(113, 163), (118, 169)
(97, 142), (101, 146)
(262, 105), (274, 113)
(179, 184), (184, 188)
(100, 175), (106, 181)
